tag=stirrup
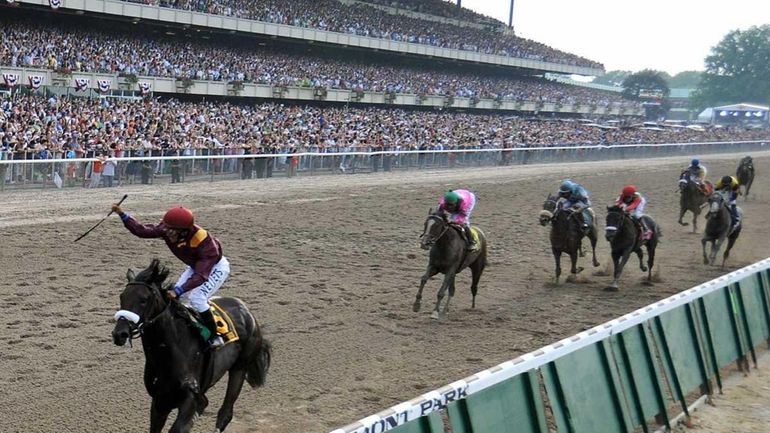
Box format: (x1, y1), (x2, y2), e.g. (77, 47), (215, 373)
(208, 336), (224, 348)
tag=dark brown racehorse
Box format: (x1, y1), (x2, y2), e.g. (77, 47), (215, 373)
(604, 206), (659, 291)
(415, 209), (487, 319)
(539, 194), (599, 282)
(736, 156), (755, 199)
(678, 171), (710, 233)
(112, 259), (271, 433)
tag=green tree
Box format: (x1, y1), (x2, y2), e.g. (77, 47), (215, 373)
(691, 25), (770, 110)
(592, 70), (632, 87)
(668, 71), (702, 89)
(621, 69), (670, 100)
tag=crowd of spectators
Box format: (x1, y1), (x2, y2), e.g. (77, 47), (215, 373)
(0, 20), (630, 106)
(1, 94), (767, 162)
(117, 0), (602, 68)
(358, 0), (502, 27)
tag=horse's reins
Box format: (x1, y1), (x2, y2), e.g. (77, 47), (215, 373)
(421, 214), (450, 247)
(114, 281), (169, 345)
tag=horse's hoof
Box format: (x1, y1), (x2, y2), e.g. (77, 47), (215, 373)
(703, 259), (709, 265)
(604, 286), (619, 292)
(593, 261), (600, 267)
(576, 267), (584, 274)
(412, 302), (421, 312)
(640, 266), (648, 272)
(430, 311), (440, 320)
(679, 222), (689, 226)
(642, 280), (654, 286)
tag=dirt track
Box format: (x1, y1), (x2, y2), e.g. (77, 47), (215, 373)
(0, 152), (768, 433)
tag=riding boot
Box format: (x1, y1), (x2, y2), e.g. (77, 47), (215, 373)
(199, 309), (224, 348)
(581, 210), (592, 236)
(464, 224), (479, 251)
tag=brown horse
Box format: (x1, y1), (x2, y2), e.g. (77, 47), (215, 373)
(736, 156), (755, 199)
(678, 171), (711, 233)
(112, 260), (271, 433)
(415, 209), (487, 319)
(539, 194), (599, 282)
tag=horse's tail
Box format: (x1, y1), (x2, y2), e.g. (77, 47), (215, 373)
(246, 337), (272, 388)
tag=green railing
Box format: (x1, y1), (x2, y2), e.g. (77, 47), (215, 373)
(330, 258), (770, 433)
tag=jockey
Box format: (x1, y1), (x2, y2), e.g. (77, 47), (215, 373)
(557, 180), (593, 234)
(113, 204), (229, 348)
(715, 175), (741, 233)
(437, 189), (478, 251)
(615, 185), (653, 240)
(683, 158), (707, 186)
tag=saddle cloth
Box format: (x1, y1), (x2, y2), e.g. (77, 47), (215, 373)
(187, 299), (240, 346)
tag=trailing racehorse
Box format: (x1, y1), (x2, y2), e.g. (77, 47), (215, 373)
(604, 206), (659, 291)
(415, 208), (487, 319)
(678, 171), (711, 233)
(112, 259), (271, 433)
(539, 194), (599, 283)
(736, 156), (755, 199)
(702, 192), (742, 268)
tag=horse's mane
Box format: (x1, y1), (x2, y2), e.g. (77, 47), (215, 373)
(134, 259), (171, 288)
(607, 205), (624, 212)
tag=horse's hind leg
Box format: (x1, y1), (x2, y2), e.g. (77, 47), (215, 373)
(215, 369), (247, 433)
(414, 266), (438, 312)
(149, 399), (172, 433)
(469, 259), (485, 309)
(636, 248), (647, 272)
(646, 242), (656, 282)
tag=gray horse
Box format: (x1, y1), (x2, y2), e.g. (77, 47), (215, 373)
(539, 194), (599, 283)
(415, 209), (488, 319)
(702, 192), (742, 268)
(736, 156), (755, 199)
(678, 171), (710, 233)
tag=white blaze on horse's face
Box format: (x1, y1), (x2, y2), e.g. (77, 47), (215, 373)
(421, 218), (437, 249)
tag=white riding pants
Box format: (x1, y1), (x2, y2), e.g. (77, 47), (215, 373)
(175, 256), (230, 312)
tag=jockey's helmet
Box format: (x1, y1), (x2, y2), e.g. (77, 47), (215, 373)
(162, 206), (195, 229)
(719, 175), (734, 189)
(558, 180), (574, 196)
(444, 190), (461, 205)
(691, 158), (699, 167)
(622, 185), (637, 198)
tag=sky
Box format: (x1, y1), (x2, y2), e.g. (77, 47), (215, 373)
(454, 0), (770, 76)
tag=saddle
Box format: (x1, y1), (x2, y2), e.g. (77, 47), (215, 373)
(178, 300), (240, 346)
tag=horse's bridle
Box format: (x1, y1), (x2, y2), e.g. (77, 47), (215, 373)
(420, 214), (450, 247)
(114, 281), (168, 342)
(605, 209), (627, 236)
(706, 192), (726, 218)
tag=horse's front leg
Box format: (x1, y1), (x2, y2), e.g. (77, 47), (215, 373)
(608, 249), (632, 291)
(701, 237), (710, 265)
(414, 265), (438, 312)
(588, 230), (600, 267)
(692, 210), (699, 233)
(710, 236), (725, 266)
(569, 250), (583, 275)
(678, 206), (687, 226)
(432, 272), (455, 320)
(552, 247), (562, 283)
(169, 393), (197, 433)
(149, 398), (172, 433)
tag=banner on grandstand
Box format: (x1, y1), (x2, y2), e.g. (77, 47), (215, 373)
(28, 75), (44, 90)
(97, 79), (112, 94)
(49, 0), (61, 9)
(138, 82), (152, 96)
(2, 73), (19, 88)
(74, 78), (90, 92)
